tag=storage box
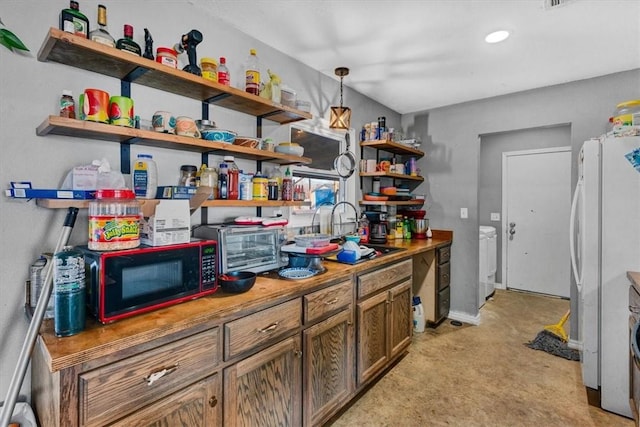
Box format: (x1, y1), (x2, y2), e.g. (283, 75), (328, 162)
(156, 186), (198, 199)
(5, 182), (94, 199)
(140, 200), (191, 246)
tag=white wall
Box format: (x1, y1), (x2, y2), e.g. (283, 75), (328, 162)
(0, 0), (400, 403)
(403, 69), (640, 326)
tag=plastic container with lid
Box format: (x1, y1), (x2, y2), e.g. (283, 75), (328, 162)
(252, 172), (268, 200)
(200, 166), (217, 199)
(60, 89), (76, 119)
(244, 49), (261, 95)
(611, 100), (640, 130)
(156, 47), (178, 68)
(201, 57), (218, 82)
(88, 189), (140, 251)
(132, 153), (158, 199)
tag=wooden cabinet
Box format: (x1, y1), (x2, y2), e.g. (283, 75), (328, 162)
(224, 335), (302, 427)
(412, 244), (451, 325)
(356, 259), (412, 385)
(302, 280), (354, 426)
(358, 139), (425, 208)
(32, 325), (222, 427)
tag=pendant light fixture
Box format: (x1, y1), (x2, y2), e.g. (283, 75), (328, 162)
(329, 67), (351, 130)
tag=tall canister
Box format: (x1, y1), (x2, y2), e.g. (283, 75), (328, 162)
(53, 246), (86, 337)
(413, 295), (425, 333)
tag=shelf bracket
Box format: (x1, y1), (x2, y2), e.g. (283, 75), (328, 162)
(119, 137), (141, 174)
(121, 66), (150, 87)
(203, 93), (232, 104)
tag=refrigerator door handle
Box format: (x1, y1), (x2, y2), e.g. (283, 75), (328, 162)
(569, 179), (583, 292)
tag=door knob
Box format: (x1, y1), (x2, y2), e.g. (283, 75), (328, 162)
(509, 222), (516, 240)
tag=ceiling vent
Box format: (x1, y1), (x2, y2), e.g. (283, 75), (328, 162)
(543, 0), (576, 9)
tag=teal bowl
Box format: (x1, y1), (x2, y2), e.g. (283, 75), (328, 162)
(344, 234), (361, 244)
(202, 129), (237, 143)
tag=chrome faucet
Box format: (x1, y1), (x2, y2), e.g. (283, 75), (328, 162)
(330, 201), (359, 237)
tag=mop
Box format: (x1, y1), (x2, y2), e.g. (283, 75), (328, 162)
(525, 310), (580, 361)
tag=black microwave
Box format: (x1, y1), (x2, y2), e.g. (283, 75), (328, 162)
(78, 240), (218, 324)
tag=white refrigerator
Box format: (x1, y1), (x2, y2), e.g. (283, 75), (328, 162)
(570, 135), (640, 418)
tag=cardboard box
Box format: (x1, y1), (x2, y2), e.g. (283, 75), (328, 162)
(140, 200), (191, 246)
(5, 183), (94, 200)
(156, 186), (198, 199)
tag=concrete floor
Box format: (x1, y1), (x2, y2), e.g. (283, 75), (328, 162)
(331, 289), (635, 427)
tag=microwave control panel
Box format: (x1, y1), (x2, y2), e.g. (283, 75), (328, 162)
(201, 242), (217, 289)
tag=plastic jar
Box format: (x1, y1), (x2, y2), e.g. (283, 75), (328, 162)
(252, 172), (268, 200)
(132, 153), (158, 199)
(53, 245), (86, 337)
(88, 189), (140, 251)
(200, 167), (217, 199)
(611, 100), (640, 129)
(156, 47), (178, 68)
(201, 57), (218, 82)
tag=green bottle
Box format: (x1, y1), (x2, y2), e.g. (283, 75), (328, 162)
(60, 1), (90, 39)
(403, 216), (412, 240)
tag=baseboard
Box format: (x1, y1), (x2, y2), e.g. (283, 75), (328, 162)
(494, 281), (506, 290)
(447, 310), (481, 326)
(567, 338), (583, 351)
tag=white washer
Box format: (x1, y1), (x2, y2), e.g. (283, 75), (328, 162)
(480, 225), (497, 298)
(478, 232), (488, 308)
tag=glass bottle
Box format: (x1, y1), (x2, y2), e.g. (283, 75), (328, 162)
(218, 57), (230, 86)
(224, 156), (239, 200)
(116, 24), (141, 56)
(245, 49), (261, 95)
(60, 1), (89, 38)
(403, 216), (412, 240)
(218, 163), (229, 199)
(89, 4), (115, 47)
(282, 167), (293, 201)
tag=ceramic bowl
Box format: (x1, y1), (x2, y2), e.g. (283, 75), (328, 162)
(344, 234), (361, 244)
(218, 271), (256, 293)
(275, 143), (304, 156)
(202, 128), (237, 143)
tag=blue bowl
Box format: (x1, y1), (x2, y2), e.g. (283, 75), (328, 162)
(202, 129), (237, 143)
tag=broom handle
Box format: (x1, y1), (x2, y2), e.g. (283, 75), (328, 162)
(0, 208), (79, 426)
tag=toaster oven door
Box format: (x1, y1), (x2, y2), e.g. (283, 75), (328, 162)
(220, 228), (282, 273)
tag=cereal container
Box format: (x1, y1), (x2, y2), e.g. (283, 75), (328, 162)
(88, 189), (141, 250)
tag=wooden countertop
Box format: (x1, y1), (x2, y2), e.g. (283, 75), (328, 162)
(37, 231), (452, 372)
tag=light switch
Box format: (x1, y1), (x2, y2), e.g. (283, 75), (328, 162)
(460, 208), (468, 219)
(491, 212), (500, 221)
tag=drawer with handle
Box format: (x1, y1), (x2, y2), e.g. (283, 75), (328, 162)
(224, 298), (302, 360)
(358, 259), (412, 299)
(304, 279), (353, 324)
(437, 245), (451, 265)
(78, 327), (220, 427)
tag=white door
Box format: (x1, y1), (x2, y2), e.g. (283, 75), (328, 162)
(502, 147), (572, 297)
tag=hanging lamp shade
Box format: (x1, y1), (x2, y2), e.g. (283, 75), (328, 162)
(329, 67), (351, 130)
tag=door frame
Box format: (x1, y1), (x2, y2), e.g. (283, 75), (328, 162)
(500, 146), (572, 293)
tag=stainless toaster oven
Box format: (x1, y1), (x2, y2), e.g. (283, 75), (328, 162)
(193, 224), (285, 274)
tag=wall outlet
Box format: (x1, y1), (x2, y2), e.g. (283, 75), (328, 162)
(491, 212), (500, 221)
(460, 208), (468, 219)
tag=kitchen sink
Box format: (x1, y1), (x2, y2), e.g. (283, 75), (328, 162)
(361, 243), (407, 256)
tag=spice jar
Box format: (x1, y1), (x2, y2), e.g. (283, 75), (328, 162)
(88, 189), (140, 251)
(155, 47), (178, 68)
(201, 57), (218, 82)
(60, 89), (76, 119)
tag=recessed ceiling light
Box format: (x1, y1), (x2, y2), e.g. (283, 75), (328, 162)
(485, 30), (510, 44)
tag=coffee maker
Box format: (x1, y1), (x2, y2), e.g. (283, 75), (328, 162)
(365, 211), (388, 243)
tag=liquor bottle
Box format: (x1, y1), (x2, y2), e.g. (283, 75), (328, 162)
(60, 1), (89, 38)
(116, 25), (141, 56)
(89, 4), (115, 47)
(244, 49), (261, 95)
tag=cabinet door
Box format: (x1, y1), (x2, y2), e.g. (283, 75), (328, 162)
(224, 335), (302, 427)
(389, 280), (412, 359)
(357, 291), (389, 385)
(437, 286), (451, 322)
(303, 307), (354, 427)
(109, 373), (221, 426)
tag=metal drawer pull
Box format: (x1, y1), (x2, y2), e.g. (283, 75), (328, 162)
(294, 350), (302, 358)
(257, 322), (279, 333)
(209, 396), (218, 407)
(324, 298), (339, 305)
(145, 364), (178, 386)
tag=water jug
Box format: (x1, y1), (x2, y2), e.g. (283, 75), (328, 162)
(413, 296), (425, 333)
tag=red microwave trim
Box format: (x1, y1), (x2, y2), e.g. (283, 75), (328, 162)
(88, 240), (218, 324)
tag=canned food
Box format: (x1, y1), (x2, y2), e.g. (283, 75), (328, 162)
(252, 173), (268, 200)
(88, 189), (141, 251)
